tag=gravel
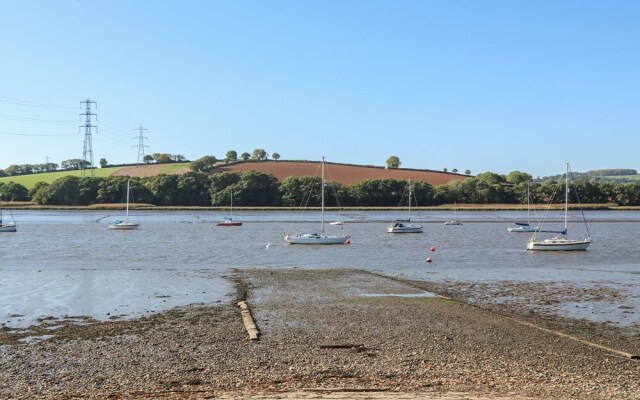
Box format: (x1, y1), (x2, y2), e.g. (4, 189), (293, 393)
(1, 268), (639, 399)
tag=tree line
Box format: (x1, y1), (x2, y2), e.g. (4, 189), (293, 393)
(2, 169), (640, 206)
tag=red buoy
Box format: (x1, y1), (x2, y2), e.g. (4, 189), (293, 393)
(430, 246), (436, 252)
(346, 239), (351, 245)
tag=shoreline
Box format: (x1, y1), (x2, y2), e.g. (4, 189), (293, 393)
(2, 269), (639, 399)
(3, 203), (639, 211)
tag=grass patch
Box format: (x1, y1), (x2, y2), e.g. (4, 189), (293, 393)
(602, 175), (640, 181)
(0, 167), (124, 189)
(159, 163), (191, 174)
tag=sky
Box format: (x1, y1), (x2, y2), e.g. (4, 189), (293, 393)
(0, 0), (639, 178)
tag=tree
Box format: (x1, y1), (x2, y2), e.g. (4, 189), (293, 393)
(506, 170), (533, 184)
(42, 176), (82, 205)
(190, 155), (217, 172)
(452, 168), (458, 173)
(279, 176), (323, 207)
(77, 177), (103, 205)
(173, 154), (186, 162)
(176, 173), (210, 206)
(475, 172), (505, 185)
(252, 148), (268, 160)
(143, 155), (155, 164)
(386, 156), (401, 169)
(30, 182), (51, 205)
(145, 174), (180, 206)
(209, 171), (280, 206)
(233, 170), (280, 205)
(272, 152), (281, 161)
(225, 150), (238, 163)
(443, 168), (448, 173)
(61, 159), (90, 170)
(465, 169), (471, 175)
(240, 152), (250, 161)
(152, 153), (172, 163)
(99, 158), (108, 168)
(0, 182), (29, 201)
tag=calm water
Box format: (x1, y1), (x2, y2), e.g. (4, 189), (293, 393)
(1, 209), (639, 328)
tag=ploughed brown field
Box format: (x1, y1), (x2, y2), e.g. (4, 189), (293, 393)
(113, 164), (191, 177)
(211, 160), (467, 186)
(114, 160), (467, 186)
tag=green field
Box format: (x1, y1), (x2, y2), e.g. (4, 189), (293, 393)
(602, 175), (640, 182)
(0, 167), (123, 189)
(159, 163), (191, 174)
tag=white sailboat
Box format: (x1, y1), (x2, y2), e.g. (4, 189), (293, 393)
(109, 180), (140, 230)
(0, 198), (17, 233)
(443, 203), (462, 225)
(284, 157), (350, 245)
(388, 179), (423, 233)
(507, 184), (540, 232)
(527, 163), (591, 251)
(217, 191), (242, 226)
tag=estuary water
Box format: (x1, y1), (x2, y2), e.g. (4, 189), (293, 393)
(1, 209), (639, 329)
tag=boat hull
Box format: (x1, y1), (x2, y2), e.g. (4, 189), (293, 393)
(444, 221), (462, 225)
(527, 238), (590, 251)
(507, 226), (540, 232)
(0, 224), (17, 232)
(109, 222), (139, 230)
(285, 234), (350, 245)
(217, 221), (242, 226)
(387, 225), (423, 233)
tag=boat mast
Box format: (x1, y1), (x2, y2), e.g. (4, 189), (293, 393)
(321, 156), (325, 235)
(126, 180), (130, 219)
(408, 179), (412, 219)
(564, 163), (569, 234)
(230, 191), (234, 219)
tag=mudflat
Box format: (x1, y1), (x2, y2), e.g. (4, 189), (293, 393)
(1, 269), (639, 399)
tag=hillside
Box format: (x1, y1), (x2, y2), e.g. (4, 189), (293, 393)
(0, 163), (191, 189)
(1, 160), (467, 189)
(212, 160), (468, 186)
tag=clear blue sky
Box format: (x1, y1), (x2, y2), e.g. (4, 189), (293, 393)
(1, 0), (638, 178)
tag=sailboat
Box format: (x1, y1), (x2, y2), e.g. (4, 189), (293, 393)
(387, 180), (423, 233)
(443, 202), (462, 225)
(108, 180), (140, 230)
(527, 163), (591, 251)
(284, 157), (350, 244)
(507, 184), (540, 232)
(0, 199), (17, 233)
(217, 191), (242, 226)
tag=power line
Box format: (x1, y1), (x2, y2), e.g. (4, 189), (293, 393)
(134, 124), (149, 164)
(0, 130), (74, 137)
(0, 112), (75, 123)
(79, 98), (97, 177)
(0, 94), (78, 110)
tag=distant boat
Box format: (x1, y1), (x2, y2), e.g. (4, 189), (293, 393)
(108, 180), (140, 230)
(527, 163), (591, 251)
(284, 157), (350, 244)
(388, 180), (423, 233)
(0, 199), (17, 233)
(217, 191), (242, 226)
(507, 184), (540, 233)
(443, 203), (462, 226)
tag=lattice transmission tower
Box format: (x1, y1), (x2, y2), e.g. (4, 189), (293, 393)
(79, 99), (97, 176)
(134, 124), (149, 165)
